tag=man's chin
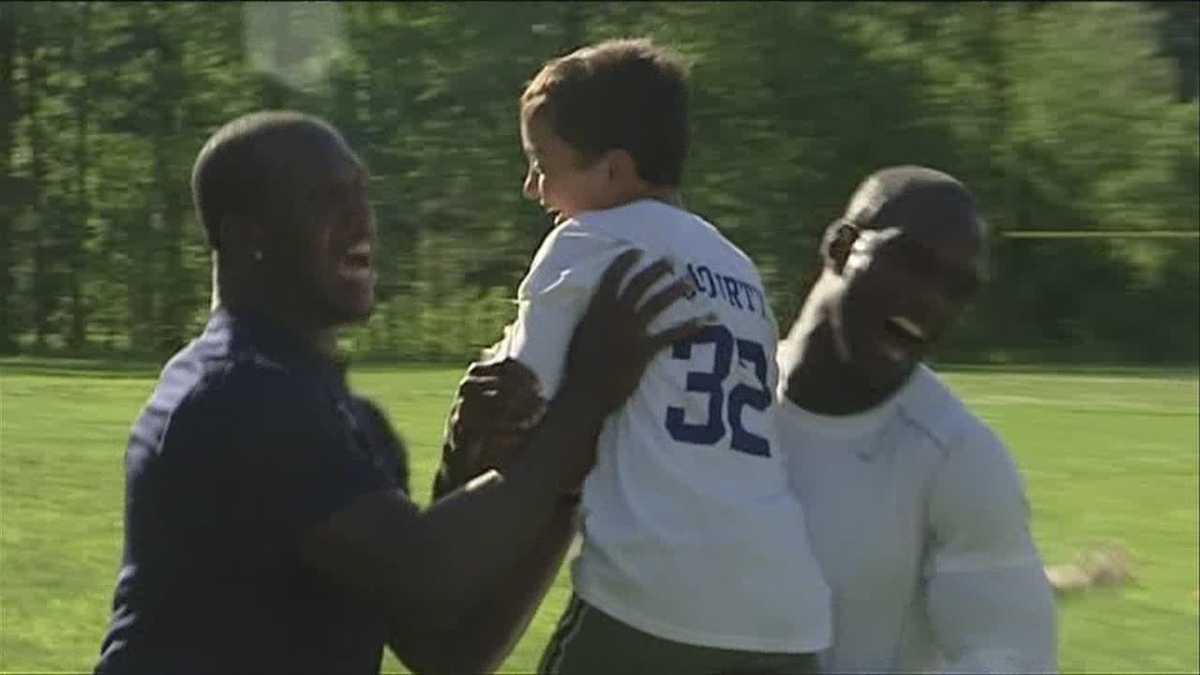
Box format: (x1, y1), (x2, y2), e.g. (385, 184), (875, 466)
(847, 344), (915, 391)
(320, 293), (375, 327)
(865, 360), (916, 395)
(341, 300), (375, 324)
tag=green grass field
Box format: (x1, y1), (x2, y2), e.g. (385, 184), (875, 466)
(1, 358), (1197, 673)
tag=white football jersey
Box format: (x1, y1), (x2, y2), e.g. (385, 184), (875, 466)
(498, 199), (831, 652)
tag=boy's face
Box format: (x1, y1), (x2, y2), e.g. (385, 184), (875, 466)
(520, 110), (617, 226)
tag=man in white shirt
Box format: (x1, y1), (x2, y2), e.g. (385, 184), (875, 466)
(441, 38), (831, 675)
(775, 166), (1058, 673)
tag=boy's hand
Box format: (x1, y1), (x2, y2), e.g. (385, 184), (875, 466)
(435, 358), (546, 498)
(452, 358), (546, 458)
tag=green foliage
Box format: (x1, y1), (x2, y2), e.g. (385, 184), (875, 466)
(1, 2), (1196, 362)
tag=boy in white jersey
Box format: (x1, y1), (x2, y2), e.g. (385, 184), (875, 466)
(775, 166), (1058, 673)
(444, 38), (830, 674)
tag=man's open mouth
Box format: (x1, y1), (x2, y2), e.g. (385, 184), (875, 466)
(338, 241), (374, 281)
(879, 315), (928, 362)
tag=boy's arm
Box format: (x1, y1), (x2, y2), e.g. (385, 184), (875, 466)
(434, 224), (633, 498)
(502, 225), (653, 398)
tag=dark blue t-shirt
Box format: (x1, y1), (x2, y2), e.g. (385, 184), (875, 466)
(96, 310), (408, 675)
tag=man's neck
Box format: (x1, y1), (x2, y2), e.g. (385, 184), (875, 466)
(781, 297), (910, 416)
(215, 273), (337, 358)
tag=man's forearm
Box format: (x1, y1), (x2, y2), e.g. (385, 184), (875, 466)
(392, 502), (578, 674)
(306, 392), (600, 657)
(459, 500), (578, 672)
(401, 390), (601, 630)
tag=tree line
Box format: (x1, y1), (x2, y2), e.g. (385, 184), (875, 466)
(1, 2), (1197, 364)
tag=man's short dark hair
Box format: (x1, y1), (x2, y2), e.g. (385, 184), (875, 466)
(521, 38), (690, 187)
(845, 166), (980, 234)
(191, 111), (340, 251)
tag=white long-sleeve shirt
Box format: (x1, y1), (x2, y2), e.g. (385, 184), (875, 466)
(497, 199), (831, 652)
(776, 364), (1058, 673)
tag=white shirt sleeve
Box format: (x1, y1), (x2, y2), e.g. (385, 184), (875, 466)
(498, 223), (633, 398)
(923, 428), (1059, 674)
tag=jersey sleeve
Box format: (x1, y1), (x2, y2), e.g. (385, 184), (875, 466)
(923, 428), (1059, 673)
(498, 223), (634, 398)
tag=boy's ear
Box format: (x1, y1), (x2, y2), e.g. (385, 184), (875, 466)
(821, 219), (860, 275)
(604, 148), (639, 185)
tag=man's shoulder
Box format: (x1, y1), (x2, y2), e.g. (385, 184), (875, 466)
(894, 365), (1004, 458)
(129, 342), (307, 472)
(157, 342), (332, 435)
(348, 395), (410, 493)
(896, 370), (1035, 544)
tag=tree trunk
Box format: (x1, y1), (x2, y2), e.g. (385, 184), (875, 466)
(68, 2), (94, 350)
(24, 12), (51, 348)
(149, 8), (189, 353)
(0, 6), (20, 352)
(128, 210), (156, 354)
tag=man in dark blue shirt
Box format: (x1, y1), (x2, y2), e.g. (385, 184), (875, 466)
(96, 111), (702, 674)
(99, 310), (405, 673)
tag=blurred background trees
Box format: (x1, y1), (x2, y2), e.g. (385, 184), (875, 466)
(1, 1), (1196, 363)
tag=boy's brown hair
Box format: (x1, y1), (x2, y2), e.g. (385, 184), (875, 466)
(521, 38), (689, 187)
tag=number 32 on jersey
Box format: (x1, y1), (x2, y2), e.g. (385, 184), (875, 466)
(664, 324), (771, 457)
